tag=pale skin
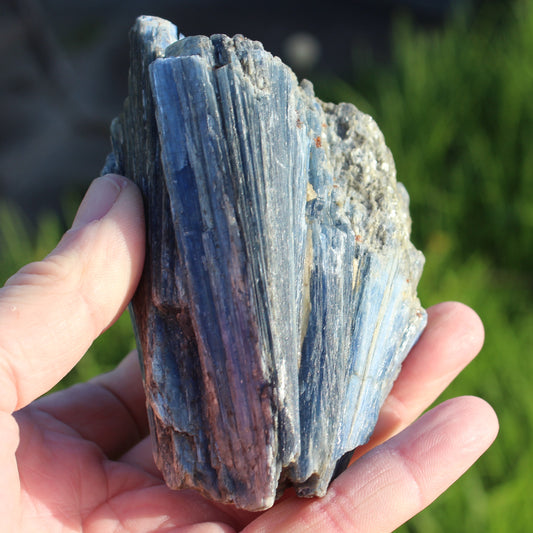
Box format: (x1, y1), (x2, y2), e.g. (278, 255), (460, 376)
(0, 175), (499, 533)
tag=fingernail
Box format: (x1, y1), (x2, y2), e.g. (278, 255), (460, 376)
(72, 175), (128, 230)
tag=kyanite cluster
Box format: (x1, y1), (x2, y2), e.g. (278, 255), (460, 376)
(103, 16), (427, 511)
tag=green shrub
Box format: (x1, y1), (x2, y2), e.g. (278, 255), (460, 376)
(403, 238), (533, 533)
(317, 0), (533, 276)
(314, 1), (533, 530)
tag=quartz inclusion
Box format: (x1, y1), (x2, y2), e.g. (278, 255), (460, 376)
(103, 16), (427, 511)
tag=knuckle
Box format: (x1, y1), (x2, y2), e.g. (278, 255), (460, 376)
(297, 486), (354, 531)
(4, 251), (79, 293)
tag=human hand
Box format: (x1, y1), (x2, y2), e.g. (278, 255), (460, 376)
(0, 175), (498, 532)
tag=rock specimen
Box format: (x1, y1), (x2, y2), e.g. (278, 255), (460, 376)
(103, 15), (427, 511)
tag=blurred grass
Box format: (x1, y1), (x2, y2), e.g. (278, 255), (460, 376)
(317, 1), (533, 276)
(314, 0), (533, 530)
(1, 0), (532, 530)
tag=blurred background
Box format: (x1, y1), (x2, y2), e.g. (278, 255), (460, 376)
(1, 0), (532, 531)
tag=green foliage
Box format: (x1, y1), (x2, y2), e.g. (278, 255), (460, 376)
(315, 1), (533, 530)
(401, 239), (533, 533)
(318, 0), (533, 275)
(1, 1), (532, 529)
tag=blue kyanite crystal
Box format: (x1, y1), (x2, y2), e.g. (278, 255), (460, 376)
(103, 15), (427, 511)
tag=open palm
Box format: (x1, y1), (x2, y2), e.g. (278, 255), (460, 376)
(1, 176), (498, 533)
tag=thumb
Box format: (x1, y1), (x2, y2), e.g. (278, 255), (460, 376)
(0, 175), (145, 413)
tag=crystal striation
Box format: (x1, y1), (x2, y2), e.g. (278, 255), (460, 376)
(103, 15), (427, 511)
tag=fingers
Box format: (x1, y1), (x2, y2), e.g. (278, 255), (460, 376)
(0, 412), (20, 533)
(32, 350), (149, 458)
(245, 396), (498, 533)
(351, 301), (485, 459)
(119, 435), (161, 477)
(0, 175), (145, 413)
